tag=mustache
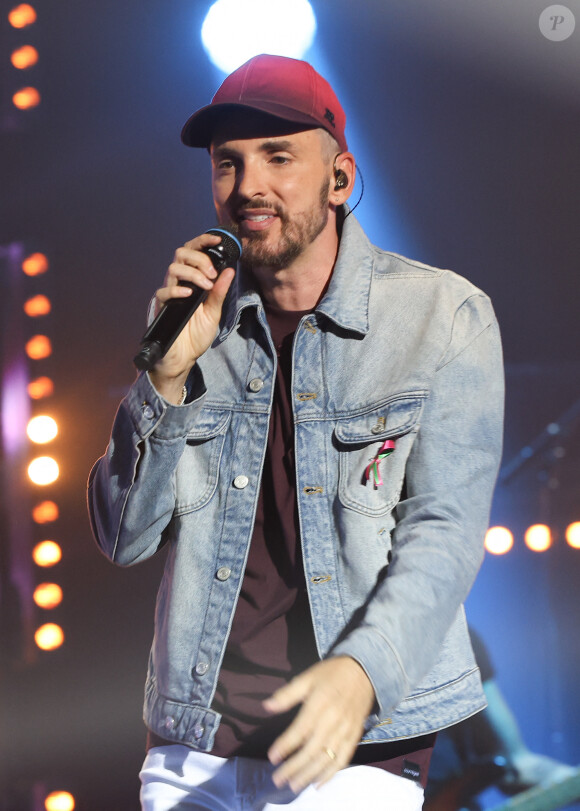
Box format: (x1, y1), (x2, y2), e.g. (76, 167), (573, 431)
(235, 198), (285, 219)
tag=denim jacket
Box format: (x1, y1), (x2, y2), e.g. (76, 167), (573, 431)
(88, 213), (504, 751)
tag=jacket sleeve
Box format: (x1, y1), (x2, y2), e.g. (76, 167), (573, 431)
(331, 293), (504, 717)
(87, 366), (206, 566)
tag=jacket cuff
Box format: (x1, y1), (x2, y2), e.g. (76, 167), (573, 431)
(331, 626), (409, 720)
(124, 366), (207, 441)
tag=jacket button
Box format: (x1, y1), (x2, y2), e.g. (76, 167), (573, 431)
(195, 662), (209, 676)
(141, 402), (155, 420)
(193, 723), (205, 741)
(233, 475), (249, 489)
(248, 378), (264, 392)
(164, 715), (175, 731)
(216, 567), (231, 581)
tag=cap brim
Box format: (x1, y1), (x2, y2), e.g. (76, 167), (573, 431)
(181, 102), (324, 148)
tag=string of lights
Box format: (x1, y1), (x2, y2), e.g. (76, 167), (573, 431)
(1, 5), (75, 810)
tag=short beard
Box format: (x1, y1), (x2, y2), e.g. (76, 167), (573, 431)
(238, 179), (330, 273)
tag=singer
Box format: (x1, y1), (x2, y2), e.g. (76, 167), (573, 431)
(88, 55), (504, 810)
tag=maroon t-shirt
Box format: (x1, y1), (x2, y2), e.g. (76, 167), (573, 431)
(148, 302), (435, 787)
(210, 303), (318, 756)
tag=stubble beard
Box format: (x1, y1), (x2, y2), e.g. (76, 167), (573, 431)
(237, 179), (330, 273)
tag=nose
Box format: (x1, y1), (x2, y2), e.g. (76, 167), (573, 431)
(236, 160), (268, 200)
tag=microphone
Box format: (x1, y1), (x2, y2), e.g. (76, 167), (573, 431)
(133, 227), (242, 372)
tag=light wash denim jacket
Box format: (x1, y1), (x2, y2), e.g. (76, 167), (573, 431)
(88, 213), (504, 751)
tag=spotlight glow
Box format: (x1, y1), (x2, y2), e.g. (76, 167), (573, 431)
(25, 334), (52, 359)
(27, 415), (58, 443)
(11, 44), (39, 69)
(22, 252), (49, 276)
(8, 4), (37, 28)
(24, 294), (51, 317)
(13, 86), (41, 109)
(35, 622), (64, 650)
(28, 376), (55, 399)
(28, 456), (59, 485)
(565, 522), (580, 549)
(45, 792), (75, 811)
(32, 500), (59, 523)
(33, 540), (62, 566)
(524, 524), (552, 552)
(201, 0), (316, 74)
(34, 583), (63, 609)
(484, 526), (513, 555)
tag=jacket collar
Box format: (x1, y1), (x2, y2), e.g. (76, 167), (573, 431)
(217, 210), (373, 342)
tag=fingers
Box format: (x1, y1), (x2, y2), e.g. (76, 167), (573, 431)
(156, 234), (224, 309)
(202, 266), (236, 321)
(264, 658), (376, 794)
(263, 672), (311, 716)
(268, 704), (357, 792)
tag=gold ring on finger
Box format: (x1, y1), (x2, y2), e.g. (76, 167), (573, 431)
(324, 747), (337, 761)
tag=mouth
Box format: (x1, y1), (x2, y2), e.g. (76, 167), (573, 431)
(237, 209), (279, 233)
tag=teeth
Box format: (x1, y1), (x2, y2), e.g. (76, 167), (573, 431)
(245, 214), (271, 221)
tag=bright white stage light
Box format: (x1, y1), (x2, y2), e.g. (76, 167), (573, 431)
(201, 0), (317, 74)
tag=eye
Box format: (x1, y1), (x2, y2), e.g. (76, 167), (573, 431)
(270, 154), (290, 165)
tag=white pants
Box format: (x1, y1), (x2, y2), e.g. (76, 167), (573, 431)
(140, 745), (424, 810)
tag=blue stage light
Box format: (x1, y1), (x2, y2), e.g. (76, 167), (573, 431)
(201, 0), (317, 74)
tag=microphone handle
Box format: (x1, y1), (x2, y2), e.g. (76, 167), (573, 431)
(133, 282), (209, 372)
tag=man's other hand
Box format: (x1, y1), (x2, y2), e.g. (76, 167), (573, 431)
(263, 656), (376, 793)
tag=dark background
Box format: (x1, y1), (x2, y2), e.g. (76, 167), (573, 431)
(1, 1), (579, 808)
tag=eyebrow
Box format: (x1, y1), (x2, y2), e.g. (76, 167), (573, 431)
(259, 139), (294, 152)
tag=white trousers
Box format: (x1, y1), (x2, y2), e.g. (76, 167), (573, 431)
(140, 745), (425, 811)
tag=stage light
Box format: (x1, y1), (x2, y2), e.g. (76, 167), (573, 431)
(35, 623), (64, 651)
(24, 294), (51, 317)
(28, 456), (59, 485)
(22, 252), (49, 276)
(524, 524), (552, 552)
(32, 500), (59, 523)
(45, 791), (75, 811)
(45, 792), (75, 811)
(8, 3), (37, 28)
(27, 415), (58, 443)
(484, 526), (513, 555)
(201, 0), (317, 74)
(33, 583), (63, 609)
(11, 44), (39, 69)
(13, 86), (41, 109)
(25, 334), (52, 359)
(28, 376), (54, 399)
(33, 540), (62, 566)
(565, 522), (580, 549)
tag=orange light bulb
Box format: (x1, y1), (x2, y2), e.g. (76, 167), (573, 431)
(13, 86), (41, 109)
(11, 44), (39, 69)
(8, 4), (37, 28)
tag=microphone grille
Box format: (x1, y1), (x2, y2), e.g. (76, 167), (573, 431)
(206, 227), (242, 265)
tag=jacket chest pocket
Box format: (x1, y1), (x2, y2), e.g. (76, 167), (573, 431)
(334, 393), (426, 516)
(174, 410), (232, 514)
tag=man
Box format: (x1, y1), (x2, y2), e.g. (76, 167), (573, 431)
(88, 54), (504, 810)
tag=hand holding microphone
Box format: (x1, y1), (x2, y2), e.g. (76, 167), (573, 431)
(133, 228), (241, 382)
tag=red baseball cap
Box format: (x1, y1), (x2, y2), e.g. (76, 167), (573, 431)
(181, 54), (348, 152)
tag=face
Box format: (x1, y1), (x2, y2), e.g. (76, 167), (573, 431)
(210, 125), (334, 272)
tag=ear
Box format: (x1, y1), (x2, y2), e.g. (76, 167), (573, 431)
(331, 152), (356, 204)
